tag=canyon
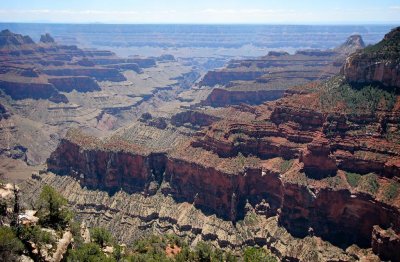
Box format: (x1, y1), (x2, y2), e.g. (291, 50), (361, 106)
(1, 25), (399, 261)
(200, 35), (365, 106)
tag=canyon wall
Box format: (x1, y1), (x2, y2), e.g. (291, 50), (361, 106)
(47, 136), (400, 253)
(48, 76), (101, 92)
(0, 80), (59, 100)
(343, 27), (400, 89)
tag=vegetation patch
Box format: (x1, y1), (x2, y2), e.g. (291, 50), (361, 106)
(345, 172), (362, 187)
(280, 159), (294, 173)
(0, 226), (24, 261)
(358, 173), (380, 195)
(319, 81), (396, 114)
(243, 247), (277, 262)
(36, 185), (73, 230)
(383, 182), (400, 201)
(91, 227), (114, 247)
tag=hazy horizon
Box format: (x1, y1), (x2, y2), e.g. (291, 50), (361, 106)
(1, 0), (399, 24)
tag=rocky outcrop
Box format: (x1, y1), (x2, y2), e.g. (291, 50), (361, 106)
(335, 35), (365, 54)
(199, 34), (366, 107)
(171, 110), (220, 127)
(0, 29), (162, 103)
(300, 136), (337, 178)
(90, 57), (156, 68)
(0, 29), (34, 47)
(48, 76), (101, 92)
(105, 63), (142, 73)
(0, 80), (58, 100)
(22, 173), (379, 262)
(39, 33), (55, 44)
(49, 93), (69, 104)
(203, 88), (285, 107)
(46, 127), (400, 256)
(199, 71), (265, 87)
(156, 54), (175, 62)
(279, 185), (400, 249)
(372, 225), (400, 262)
(43, 68), (126, 82)
(343, 27), (400, 89)
(128, 58), (156, 68)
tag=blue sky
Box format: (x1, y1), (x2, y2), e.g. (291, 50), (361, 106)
(1, 0), (399, 24)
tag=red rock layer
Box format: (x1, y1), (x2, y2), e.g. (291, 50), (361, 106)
(47, 135), (400, 252)
(343, 27), (400, 89)
(203, 88), (285, 107)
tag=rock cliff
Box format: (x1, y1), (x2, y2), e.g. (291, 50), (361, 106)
(0, 30), (164, 102)
(198, 34), (365, 107)
(48, 76), (101, 93)
(25, 27), (400, 261)
(343, 27), (400, 89)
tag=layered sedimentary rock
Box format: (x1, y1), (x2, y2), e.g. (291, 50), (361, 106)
(48, 76), (101, 93)
(22, 173), (380, 262)
(0, 30), (195, 166)
(0, 30), (166, 102)
(0, 79), (59, 100)
(44, 27), (400, 261)
(0, 29), (34, 47)
(343, 27), (400, 88)
(171, 110), (221, 127)
(203, 88), (285, 107)
(43, 68), (125, 82)
(199, 35), (365, 106)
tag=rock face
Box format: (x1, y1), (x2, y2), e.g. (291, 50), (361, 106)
(0, 29), (34, 47)
(43, 68), (126, 82)
(39, 33), (55, 44)
(335, 35), (365, 54)
(300, 136), (337, 178)
(372, 225), (400, 262)
(22, 173), (379, 262)
(343, 27), (400, 88)
(198, 35), (365, 106)
(203, 88), (285, 107)
(48, 76), (101, 93)
(43, 28), (400, 261)
(0, 29), (164, 102)
(200, 71), (265, 87)
(171, 110), (220, 127)
(0, 80), (59, 100)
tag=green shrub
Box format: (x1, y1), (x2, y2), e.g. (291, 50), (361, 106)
(243, 247), (277, 262)
(91, 227), (114, 247)
(345, 172), (362, 187)
(384, 182), (400, 200)
(70, 221), (84, 248)
(36, 185), (72, 229)
(67, 242), (115, 262)
(319, 82), (396, 114)
(358, 173), (380, 194)
(20, 225), (55, 246)
(280, 159), (294, 173)
(128, 235), (171, 262)
(0, 226), (24, 260)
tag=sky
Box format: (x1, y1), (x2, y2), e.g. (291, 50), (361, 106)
(0, 0), (399, 24)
